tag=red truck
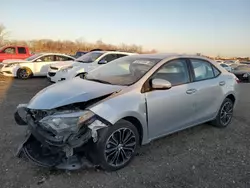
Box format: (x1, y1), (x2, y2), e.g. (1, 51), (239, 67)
(0, 46), (32, 62)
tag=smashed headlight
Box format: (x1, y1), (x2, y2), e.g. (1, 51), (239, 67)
(39, 110), (95, 133)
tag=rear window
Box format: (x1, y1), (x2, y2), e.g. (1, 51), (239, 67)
(18, 47), (26, 54)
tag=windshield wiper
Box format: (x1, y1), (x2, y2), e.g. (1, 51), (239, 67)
(86, 78), (112, 84)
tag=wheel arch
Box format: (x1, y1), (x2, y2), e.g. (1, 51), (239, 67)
(225, 94), (236, 104)
(119, 116), (144, 145)
(17, 66), (33, 77)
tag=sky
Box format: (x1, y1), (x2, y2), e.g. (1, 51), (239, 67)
(1, 0), (250, 57)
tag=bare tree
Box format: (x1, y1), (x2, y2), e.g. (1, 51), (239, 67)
(0, 24), (9, 46)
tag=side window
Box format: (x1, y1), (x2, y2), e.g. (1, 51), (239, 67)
(212, 66), (220, 77)
(153, 59), (190, 86)
(4, 47), (16, 54)
(18, 47), (26, 54)
(36, 55), (54, 62)
(99, 54), (118, 63)
(116, 54), (128, 58)
(55, 55), (73, 61)
(190, 59), (214, 81)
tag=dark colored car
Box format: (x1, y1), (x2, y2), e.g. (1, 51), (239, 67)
(232, 65), (250, 82)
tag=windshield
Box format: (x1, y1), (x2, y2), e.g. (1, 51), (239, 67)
(25, 54), (42, 61)
(85, 56), (161, 86)
(75, 51), (104, 63)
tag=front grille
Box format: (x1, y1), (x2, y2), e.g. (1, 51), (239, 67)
(48, 72), (56, 77)
(50, 67), (58, 70)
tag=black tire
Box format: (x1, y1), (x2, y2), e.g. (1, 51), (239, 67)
(89, 120), (139, 171)
(17, 68), (32, 79)
(75, 72), (86, 78)
(211, 98), (234, 128)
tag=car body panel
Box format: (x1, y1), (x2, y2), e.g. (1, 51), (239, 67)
(27, 77), (125, 110)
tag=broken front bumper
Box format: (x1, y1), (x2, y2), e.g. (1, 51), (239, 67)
(14, 105), (108, 170)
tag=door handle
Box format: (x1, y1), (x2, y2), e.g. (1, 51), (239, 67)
(219, 81), (225, 86)
(186, 89), (197, 94)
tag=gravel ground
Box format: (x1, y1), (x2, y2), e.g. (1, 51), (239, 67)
(0, 76), (249, 188)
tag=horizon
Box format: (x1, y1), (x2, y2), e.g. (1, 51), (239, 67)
(1, 0), (250, 57)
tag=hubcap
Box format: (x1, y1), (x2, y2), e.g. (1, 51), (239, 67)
(20, 69), (29, 78)
(104, 128), (136, 167)
(220, 101), (233, 126)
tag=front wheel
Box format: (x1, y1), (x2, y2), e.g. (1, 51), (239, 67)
(17, 68), (32, 79)
(211, 98), (234, 128)
(89, 120), (139, 171)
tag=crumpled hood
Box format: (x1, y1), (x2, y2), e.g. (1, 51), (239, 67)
(2, 59), (29, 64)
(27, 77), (125, 110)
(51, 61), (79, 69)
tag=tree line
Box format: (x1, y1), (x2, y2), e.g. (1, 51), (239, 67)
(0, 24), (156, 55)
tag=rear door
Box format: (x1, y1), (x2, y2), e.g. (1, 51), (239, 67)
(187, 58), (224, 123)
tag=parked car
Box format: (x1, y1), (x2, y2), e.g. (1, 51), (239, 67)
(219, 63), (232, 72)
(232, 64), (250, 82)
(73, 51), (88, 58)
(47, 51), (136, 82)
(0, 46), (32, 62)
(15, 54), (238, 171)
(239, 61), (250, 65)
(224, 60), (239, 65)
(0, 53), (75, 79)
(215, 60), (224, 64)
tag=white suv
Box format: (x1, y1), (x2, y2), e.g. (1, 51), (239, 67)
(47, 51), (136, 82)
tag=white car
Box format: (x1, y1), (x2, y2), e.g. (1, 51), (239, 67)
(219, 63), (232, 72)
(215, 60), (225, 64)
(47, 51), (136, 82)
(0, 53), (75, 79)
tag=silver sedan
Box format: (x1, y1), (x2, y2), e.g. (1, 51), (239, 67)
(15, 54), (239, 171)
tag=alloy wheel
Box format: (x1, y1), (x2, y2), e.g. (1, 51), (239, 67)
(104, 128), (136, 167)
(220, 101), (233, 126)
(19, 69), (29, 79)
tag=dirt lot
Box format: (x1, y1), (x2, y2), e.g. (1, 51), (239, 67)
(0, 76), (249, 188)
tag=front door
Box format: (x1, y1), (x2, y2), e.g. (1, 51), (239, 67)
(33, 55), (55, 76)
(145, 59), (196, 139)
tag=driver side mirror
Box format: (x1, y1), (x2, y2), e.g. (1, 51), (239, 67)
(151, 78), (172, 90)
(98, 59), (108, 64)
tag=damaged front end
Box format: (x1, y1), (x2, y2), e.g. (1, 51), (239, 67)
(15, 104), (108, 170)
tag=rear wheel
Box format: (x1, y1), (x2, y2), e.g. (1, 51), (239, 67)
(17, 68), (32, 79)
(89, 120), (139, 171)
(211, 98), (234, 128)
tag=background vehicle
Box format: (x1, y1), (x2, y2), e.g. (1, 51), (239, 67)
(232, 64), (250, 82)
(240, 61), (250, 65)
(72, 51), (88, 58)
(0, 53), (75, 79)
(224, 60), (239, 65)
(47, 51), (136, 82)
(0, 46), (32, 62)
(219, 63), (232, 72)
(215, 60), (224, 64)
(15, 54), (238, 171)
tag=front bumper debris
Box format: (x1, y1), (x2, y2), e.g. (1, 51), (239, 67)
(14, 106), (108, 170)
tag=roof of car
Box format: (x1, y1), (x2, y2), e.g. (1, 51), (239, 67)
(36, 52), (74, 57)
(129, 53), (212, 60)
(98, 51), (137, 55)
